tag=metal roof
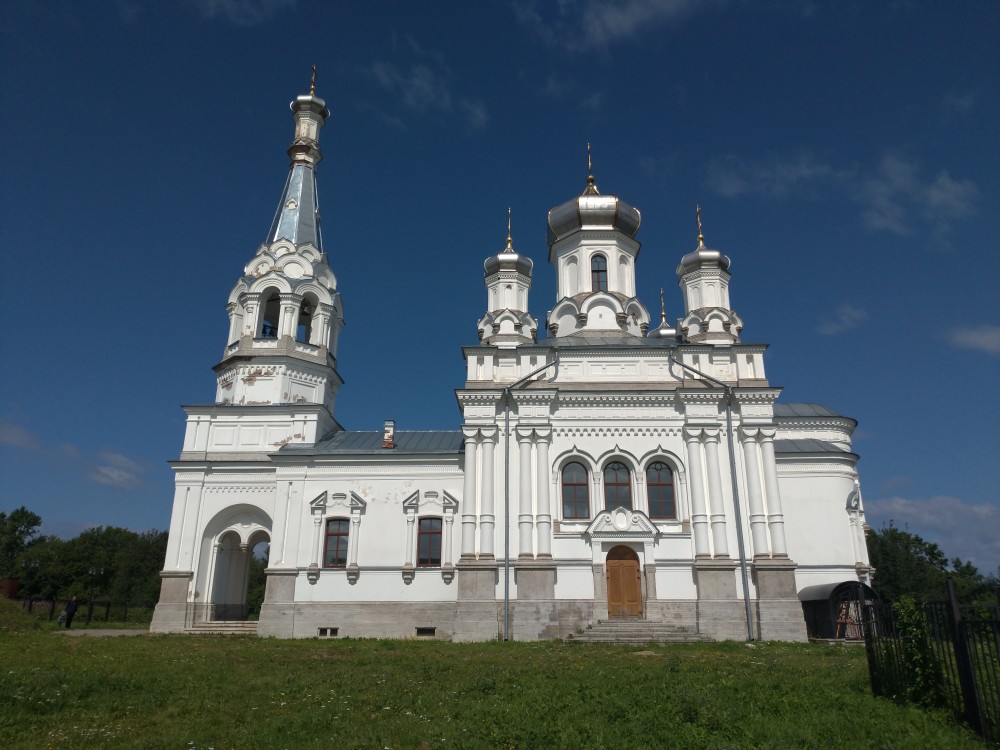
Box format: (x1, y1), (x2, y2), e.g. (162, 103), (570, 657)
(542, 332), (679, 348)
(773, 403), (844, 418)
(283, 430), (463, 455)
(773, 439), (852, 454)
(266, 163), (322, 250)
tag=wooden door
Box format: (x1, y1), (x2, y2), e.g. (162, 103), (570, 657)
(606, 546), (642, 618)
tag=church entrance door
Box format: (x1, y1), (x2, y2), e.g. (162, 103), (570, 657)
(606, 546), (642, 618)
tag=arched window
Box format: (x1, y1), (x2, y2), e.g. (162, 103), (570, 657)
(561, 462), (590, 519)
(323, 518), (349, 567)
(259, 291), (281, 338)
(591, 254), (608, 292)
(604, 461), (632, 511)
(646, 462), (676, 519)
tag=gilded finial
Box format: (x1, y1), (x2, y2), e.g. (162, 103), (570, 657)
(506, 207), (513, 251)
(583, 142), (600, 195)
(659, 288), (667, 324)
(309, 64), (317, 96)
(696, 204), (705, 248)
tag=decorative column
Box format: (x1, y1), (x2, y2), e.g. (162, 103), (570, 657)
(739, 428), (770, 558)
(479, 428), (497, 558)
(306, 496), (325, 584)
(241, 294), (259, 337)
(702, 428), (730, 557)
(535, 429), (552, 558)
(278, 293), (300, 338)
(460, 430), (479, 558)
(517, 427), (534, 558)
(758, 429), (788, 556)
(402, 507), (416, 584)
(684, 427), (711, 557)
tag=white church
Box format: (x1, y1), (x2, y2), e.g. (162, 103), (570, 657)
(151, 83), (872, 641)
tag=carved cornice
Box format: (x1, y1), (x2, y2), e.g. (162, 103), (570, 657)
(553, 426), (681, 438)
(556, 393), (679, 407)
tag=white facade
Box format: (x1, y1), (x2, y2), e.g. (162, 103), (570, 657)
(152, 87), (871, 641)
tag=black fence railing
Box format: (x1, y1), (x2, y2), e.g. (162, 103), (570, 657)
(861, 578), (1000, 744)
(19, 597), (155, 626)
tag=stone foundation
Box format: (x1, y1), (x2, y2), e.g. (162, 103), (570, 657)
(149, 571), (192, 633)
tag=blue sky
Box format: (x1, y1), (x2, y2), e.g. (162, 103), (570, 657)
(1, 1), (997, 572)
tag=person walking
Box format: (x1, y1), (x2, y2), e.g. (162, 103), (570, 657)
(64, 595), (79, 629)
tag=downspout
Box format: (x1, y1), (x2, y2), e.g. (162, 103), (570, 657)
(502, 353), (560, 642)
(667, 348), (755, 641)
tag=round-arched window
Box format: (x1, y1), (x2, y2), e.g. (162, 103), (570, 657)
(603, 461), (632, 511)
(646, 462), (676, 519)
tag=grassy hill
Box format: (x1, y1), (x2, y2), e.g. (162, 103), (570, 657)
(0, 631), (983, 749)
(0, 596), (41, 635)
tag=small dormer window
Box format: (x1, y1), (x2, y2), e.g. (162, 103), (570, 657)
(591, 254), (608, 292)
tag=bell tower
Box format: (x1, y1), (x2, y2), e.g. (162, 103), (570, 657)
(179, 76), (345, 456)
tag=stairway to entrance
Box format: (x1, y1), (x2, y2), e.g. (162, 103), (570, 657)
(566, 619), (705, 643)
(189, 620), (258, 635)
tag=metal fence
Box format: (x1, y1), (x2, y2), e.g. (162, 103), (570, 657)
(19, 597), (155, 626)
(861, 578), (1000, 744)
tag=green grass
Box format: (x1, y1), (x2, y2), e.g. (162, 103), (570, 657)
(0, 603), (984, 749)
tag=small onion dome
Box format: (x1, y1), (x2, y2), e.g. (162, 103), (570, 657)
(676, 244), (731, 275)
(677, 206), (730, 275)
(484, 234), (533, 277)
(547, 177), (641, 244)
(648, 318), (677, 339)
(647, 289), (677, 339)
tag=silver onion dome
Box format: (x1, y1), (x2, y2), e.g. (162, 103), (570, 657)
(677, 205), (730, 275)
(485, 215), (533, 277)
(647, 288), (677, 339)
(547, 173), (641, 245)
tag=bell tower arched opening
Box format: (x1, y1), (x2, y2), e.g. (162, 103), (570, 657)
(296, 294), (317, 344)
(258, 289), (281, 338)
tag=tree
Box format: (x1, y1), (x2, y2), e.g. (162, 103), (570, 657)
(867, 524), (994, 605)
(0, 506), (42, 579)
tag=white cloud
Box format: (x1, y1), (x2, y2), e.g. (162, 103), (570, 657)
(865, 495), (1000, 573)
(459, 99), (489, 129)
(943, 91), (976, 116)
(949, 324), (1000, 356)
(706, 153), (848, 199)
(193, 0), (295, 25)
(513, 0), (707, 51)
(859, 155), (978, 238)
(817, 303), (869, 336)
(368, 39), (488, 129)
(705, 151), (979, 241)
(0, 418), (39, 449)
(88, 451), (145, 490)
(371, 62), (453, 113)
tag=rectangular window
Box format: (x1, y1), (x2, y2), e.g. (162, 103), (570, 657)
(417, 517), (442, 567)
(324, 518), (350, 568)
(648, 485), (676, 519)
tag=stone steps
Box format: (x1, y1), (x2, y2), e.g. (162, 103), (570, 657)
(189, 621), (258, 635)
(567, 619), (706, 643)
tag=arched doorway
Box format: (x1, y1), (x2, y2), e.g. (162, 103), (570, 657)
(209, 528), (270, 621)
(606, 546), (642, 619)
